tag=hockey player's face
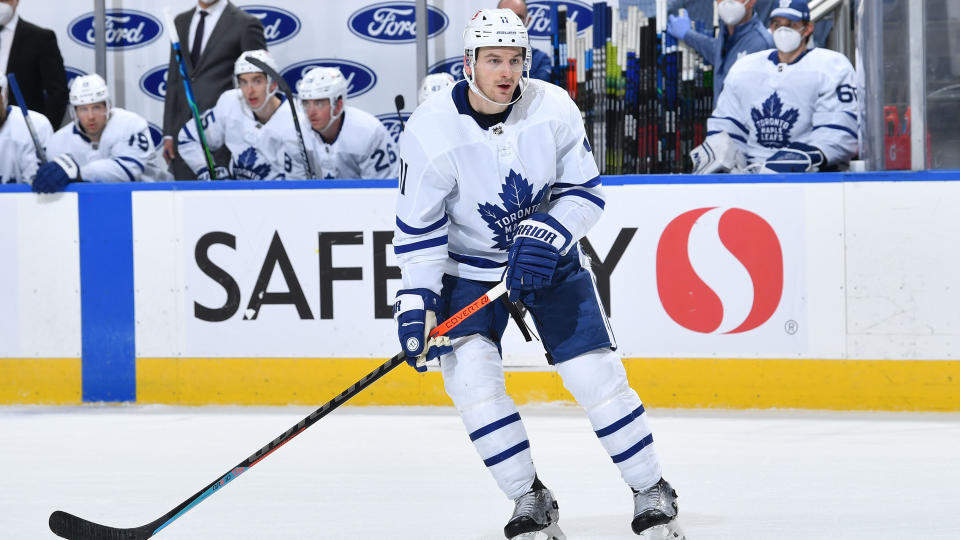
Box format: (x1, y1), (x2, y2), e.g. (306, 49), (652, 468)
(75, 103), (108, 136)
(238, 73), (273, 110)
(473, 47), (523, 102)
(303, 98), (340, 132)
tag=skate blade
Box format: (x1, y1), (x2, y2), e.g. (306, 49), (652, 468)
(510, 523), (567, 540)
(637, 521), (686, 540)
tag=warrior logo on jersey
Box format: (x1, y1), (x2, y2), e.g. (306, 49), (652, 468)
(347, 3), (448, 44)
(751, 92), (799, 148)
(240, 5), (301, 45)
(68, 10), (162, 50)
(527, 1), (593, 39)
(478, 170), (550, 251)
(231, 147), (273, 180)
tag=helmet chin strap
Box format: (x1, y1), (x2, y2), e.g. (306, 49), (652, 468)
(247, 79), (278, 114)
(319, 99), (344, 134)
(466, 58), (529, 107)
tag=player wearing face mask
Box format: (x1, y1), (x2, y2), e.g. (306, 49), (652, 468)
(666, 0), (774, 102)
(690, 0), (858, 174)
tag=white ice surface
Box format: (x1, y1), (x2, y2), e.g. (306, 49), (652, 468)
(3, 405), (959, 539)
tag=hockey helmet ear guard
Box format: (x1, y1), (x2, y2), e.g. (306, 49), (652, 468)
(297, 66), (349, 131)
(234, 49), (280, 113)
(68, 74), (112, 132)
(463, 8), (531, 107)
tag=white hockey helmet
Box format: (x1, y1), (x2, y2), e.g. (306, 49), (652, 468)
(463, 8), (531, 106)
(69, 74), (111, 129)
(418, 72), (456, 105)
(297, 66), (348, 131)
(234, 49), (279, 111)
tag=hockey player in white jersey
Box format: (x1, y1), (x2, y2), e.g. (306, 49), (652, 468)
(0, 74), (53, 185)
(393, 9), (683, 539)
(693, 0), (858, 174)
(296, 66), (397, 179)
(33, 74), (169, 193)
(418, 72), (456, 105)
(178, 49), (305, 180)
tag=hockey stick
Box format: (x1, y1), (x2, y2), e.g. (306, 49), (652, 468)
(163, 8), (217, 180)
(7, 73), (47, 163)
(393, 94), (406, 130)
(243, 55), (316, 180)
(49, 281), (507, 540)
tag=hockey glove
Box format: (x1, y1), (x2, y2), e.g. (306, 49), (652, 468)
(393, 288), (452, 372)
(666, 12), (692, 41)
(688, 132), (745, 174)
(505, 213), (572, 302)
(195, 166), (230, 181)
(33, 154), (80, 193)
(760, 142), (826, 173)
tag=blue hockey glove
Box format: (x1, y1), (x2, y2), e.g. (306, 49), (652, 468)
(761, 142), (826, 173)
(393, 288), (452, 372)
(667, 12), (692, 41)
(33, 154), (80, 193)
(506, 213), (572, 302)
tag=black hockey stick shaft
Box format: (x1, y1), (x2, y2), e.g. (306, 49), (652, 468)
(163, 8), (217, 180)
(7, 73), (47, 163)
(243, 55), (316, 180)
(49, 281), (507, 540)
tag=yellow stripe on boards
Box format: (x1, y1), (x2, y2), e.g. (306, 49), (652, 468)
(135, 357), (960, 411)
(0, 358), (82, 404)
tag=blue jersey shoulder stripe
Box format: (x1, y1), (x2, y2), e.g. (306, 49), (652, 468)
(549, 189), (605, 209)
(396, 215), (448, 235)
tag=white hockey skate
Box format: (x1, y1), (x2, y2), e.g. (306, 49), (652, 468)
(504, 477), (566, 540)
(631, 477), (686, 539)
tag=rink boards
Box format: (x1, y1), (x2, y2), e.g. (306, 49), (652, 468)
(1, 172), (958, 410)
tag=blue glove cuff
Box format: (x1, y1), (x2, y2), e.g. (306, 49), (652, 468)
(514, 213), (573, 255)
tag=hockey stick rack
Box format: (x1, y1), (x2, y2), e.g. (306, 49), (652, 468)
(49, 282), (507, 539)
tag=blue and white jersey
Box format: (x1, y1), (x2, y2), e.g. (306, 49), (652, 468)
(179, 89), (305, 180)
(47, 108), (169, 183)
(708, 47), (859, 166)
(0, 107), (53, 184)
(306, 106), (397, 179)
(394, 79), (603, 293)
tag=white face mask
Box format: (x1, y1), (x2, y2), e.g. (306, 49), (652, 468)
(717, 0), (746, 26)
(772, 26), (803, 54)
(0, 4), (14, 26)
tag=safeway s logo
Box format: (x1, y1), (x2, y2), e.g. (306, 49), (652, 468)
(64, 67), (87, 89)
(656, 207), (783, 334)
(348, 2), (448, 43)
(280, 59), (377, 98)
(428, 56), (463, 80)
(68, 10), (162, 50)
(527, 1), (593, 39)
(240, 5), (301, 45)
(139, 65), (168, 101)
(376, 112), (411, 143)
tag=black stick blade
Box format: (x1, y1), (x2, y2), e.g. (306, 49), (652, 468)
(50, 511), (153, 540)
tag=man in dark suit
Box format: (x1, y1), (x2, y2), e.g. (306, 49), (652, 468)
(1, 0), (69, 127)
(163, 0), (266, 179)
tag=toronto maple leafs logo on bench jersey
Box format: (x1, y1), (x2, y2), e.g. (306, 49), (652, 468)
(751, 92), (799, 148)
(477, 170), (549, 251)
(231, 147), (275, 180)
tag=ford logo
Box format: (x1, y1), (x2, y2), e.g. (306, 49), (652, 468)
(280, 59), (377, 99)
(428, 56), (463, 80)
(347, 2), (448, 44)
(68, 10), (162, 50)
(527, 1), (593, 39)
(239, 5), (301, 45)
(376, 112), (412, 144)
(64, 66), (88, 89)
(147, 123), (164, 150)
(139, 65), (168, 102)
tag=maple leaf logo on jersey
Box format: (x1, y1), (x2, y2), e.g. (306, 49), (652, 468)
(751, 92), (799, 148)
(231, 147), (273, 180)
(477, 170), (549, 251)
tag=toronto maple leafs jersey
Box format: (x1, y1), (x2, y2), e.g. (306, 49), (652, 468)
(305, 106), (397, 179)
(708, 48), (859, 166)
(179, 89), (305, 180)
(0, 107), (53, 185)
(394, 79), (604, 293)
(47, 108), (170, 183)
